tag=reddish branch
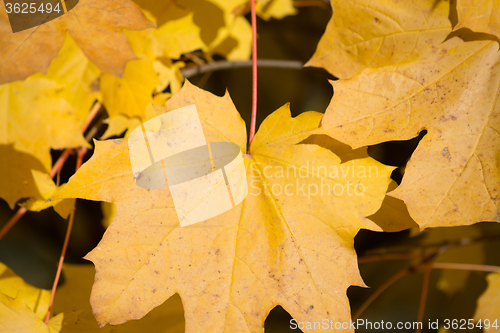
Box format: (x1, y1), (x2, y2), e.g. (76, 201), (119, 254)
(248, 0), (258, 149)
(45, 147), (87, 323)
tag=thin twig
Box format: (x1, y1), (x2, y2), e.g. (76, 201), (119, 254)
(248, 0), (258, 149)
(431, 262), (500, 272)
(82, 102), (102, 133)
(358, 253), (424, 263)
(293, 0), (331, 9)
(44, 147), (87, 323)
(353, 267), (413, 320)
(180, 59), (304, 79)
(0, 208), (27, 240)
(416, 264), (432, 333)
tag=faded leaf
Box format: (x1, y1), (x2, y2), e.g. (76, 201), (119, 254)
(43, 34), (101, 118)
(256, 0), (297, 20)
(455, 0), (500, 40)
(0, 0), (154, 84)
(0, 294), (106, 333)
(306, 0), (452, 79)
(317, 37), (500, 228)
(0, 76), (89, 208)
(0, 262), (50, 320)
(100, 59), (160, 120)
(474, 272), (500, 331)
(0, 263), (108, 333)
(100, 202), (116, 229)
(54, 81), (393, 331)
(154, 59), (185, 94)
(18, 171), (75, 219)
(53, 264), (185, 333)
(100, 116), (143, 140)
(135, 0), (252, 60)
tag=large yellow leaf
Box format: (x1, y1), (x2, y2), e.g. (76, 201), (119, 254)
(317, 37), (500, 228)
(54, 81), (393, 331)
(474, 272), (500, 332)
(0, 0), (154, 84)
(454, 0), (500, 40)
(306, 0), (452, 79)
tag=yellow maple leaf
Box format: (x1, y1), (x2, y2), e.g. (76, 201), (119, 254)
(54, 81), (393, 331)
(0, 0), (154, 84)
(306, 0), (452, 79)
(316, 37), (500, 228)
(454, 0), (500, 40)
(474, 272), (500, 332)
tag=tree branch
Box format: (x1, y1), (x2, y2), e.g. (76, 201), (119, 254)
(181, 59), (305, 79)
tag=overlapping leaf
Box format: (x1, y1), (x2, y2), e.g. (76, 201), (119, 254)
(316, 37), (500, 228)
(134, 0), (252, 60)
(0, 262), (108, 333)
(0, 34), (94, 210)
(54, 81), (393, 332)
(454, 0), (500, 40)
(0, 0), (153, 84)
(53, 264), (185, 333)
(306, 0), (452, 79)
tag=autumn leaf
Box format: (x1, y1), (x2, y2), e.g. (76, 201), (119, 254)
(316, 37), (500, 228)
(54, 81), (393, 331)
(0, 0), (154, 84)
(306, 0), (452, 79)
(454, 0), (500, 40)
(474, 272), (500, 331)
